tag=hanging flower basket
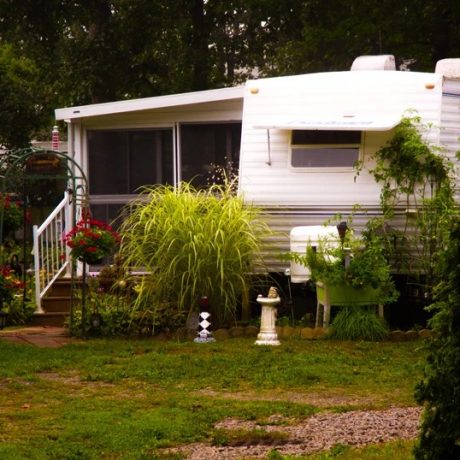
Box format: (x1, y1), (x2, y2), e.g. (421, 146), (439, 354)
(64, 218), (120, 264)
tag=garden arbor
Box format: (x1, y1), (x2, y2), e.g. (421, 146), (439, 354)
(0, 148), (88, 312)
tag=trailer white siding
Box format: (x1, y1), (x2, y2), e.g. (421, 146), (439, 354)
(440, 79), (460, 200)
(240, 71), (443, 207)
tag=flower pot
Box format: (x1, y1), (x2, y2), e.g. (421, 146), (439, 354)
(315, 281), (384, 328)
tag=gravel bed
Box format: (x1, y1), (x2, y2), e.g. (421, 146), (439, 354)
(162, 406), (422, 459)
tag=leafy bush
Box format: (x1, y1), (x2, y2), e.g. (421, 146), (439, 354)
(328, 306), (389, 341)
(0, 265), (23, 303)
(5, 297), (35, 325)
(0, 193), (22, 236)
(414, 218), (460, 459)
(70, 262), (189, 337)
(119, 182), (271, 328)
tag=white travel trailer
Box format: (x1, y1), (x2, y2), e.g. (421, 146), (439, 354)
(238, 57), (460, 271)
(53, 55), (460, 278)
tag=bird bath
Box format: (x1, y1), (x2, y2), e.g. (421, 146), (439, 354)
(255, 287), (281, 346)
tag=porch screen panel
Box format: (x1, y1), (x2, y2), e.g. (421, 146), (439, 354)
(90, 204), (124, 229)
(88, 129), (173, 195)
(88, 131), (128, 194)
(180, 123), (241, 187)
(129, 131), (173, 192)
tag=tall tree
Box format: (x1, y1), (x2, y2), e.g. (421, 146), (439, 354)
(0, 43), (44, 148)
(1, 0), (460, 148)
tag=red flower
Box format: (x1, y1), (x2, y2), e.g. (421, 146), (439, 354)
(64, 218), (120, 262)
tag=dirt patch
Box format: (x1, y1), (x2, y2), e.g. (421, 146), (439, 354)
(195, 388), (378, 409)
(38, 372), (83, 385)
(37, 372), (148, 400)
(162, 406), (422, 459)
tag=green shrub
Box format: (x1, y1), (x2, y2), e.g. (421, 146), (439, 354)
(119, 182), (271, 327)
(328, 306), (389, 341)
(5, 297), (35, 325)
(414, 218), (460, 459)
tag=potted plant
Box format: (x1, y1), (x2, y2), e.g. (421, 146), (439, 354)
(64, 218), (120, 265)
(291, 221), (398, 327)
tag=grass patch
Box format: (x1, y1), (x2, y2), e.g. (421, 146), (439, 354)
(267, 439), (415, 459)
(0, 337), (424, 458)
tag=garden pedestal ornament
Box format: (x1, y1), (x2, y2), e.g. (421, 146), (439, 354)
(194, 311), (216, 343)
(255, 286), (281, 346)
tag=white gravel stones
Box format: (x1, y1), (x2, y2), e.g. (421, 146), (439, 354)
(165, 406), (422, 459)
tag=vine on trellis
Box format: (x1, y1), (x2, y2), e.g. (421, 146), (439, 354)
(356, 114), (457, 298)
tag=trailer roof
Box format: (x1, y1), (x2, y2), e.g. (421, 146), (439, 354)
(55, 85), (245, 121)
(246, 70), (443, 133)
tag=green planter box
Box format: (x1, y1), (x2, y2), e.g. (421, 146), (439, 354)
(315, 281), (384, 327)
(316, 282), (381, 306)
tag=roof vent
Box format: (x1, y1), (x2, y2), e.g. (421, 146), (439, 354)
(435, 59), (460, 78)
(351, 55), (396, 71)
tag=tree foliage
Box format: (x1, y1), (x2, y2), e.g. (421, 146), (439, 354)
(1, 0), (460, 147)
(414, 218), (460, 459)
(0, 44), (43, 148)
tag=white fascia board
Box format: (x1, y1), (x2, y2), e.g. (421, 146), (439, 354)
(55, 86), (245, 121)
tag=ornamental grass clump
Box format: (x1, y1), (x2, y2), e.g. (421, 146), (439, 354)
(119, 182), (271, 327)
(64, 218), (120, 264)
(328, 306), (389, 341)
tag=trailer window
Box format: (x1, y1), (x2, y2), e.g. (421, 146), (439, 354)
(290, 130), (361, 168)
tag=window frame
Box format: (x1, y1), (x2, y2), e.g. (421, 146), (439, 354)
(289, 130), (362, 171)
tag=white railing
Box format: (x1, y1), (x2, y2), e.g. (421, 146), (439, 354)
(32, 191), (73, 312)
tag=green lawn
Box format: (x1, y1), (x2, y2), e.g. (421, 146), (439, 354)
(0, 337), (426, 459)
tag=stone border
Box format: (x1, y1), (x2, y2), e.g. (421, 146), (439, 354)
(166, 325), (433, 342)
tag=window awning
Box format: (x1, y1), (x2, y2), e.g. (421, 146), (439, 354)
(253, 115), (401, 131)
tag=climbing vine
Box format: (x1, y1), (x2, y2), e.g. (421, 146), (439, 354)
(370, 115), (450, 215)
(357, 115), (457, 297)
